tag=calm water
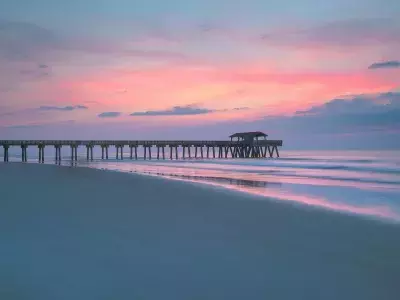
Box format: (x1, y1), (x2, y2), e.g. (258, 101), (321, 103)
(5, 149), (400, 222)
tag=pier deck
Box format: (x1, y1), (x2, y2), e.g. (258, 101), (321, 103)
(0, 132), (283, 162)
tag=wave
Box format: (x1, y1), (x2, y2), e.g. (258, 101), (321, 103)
(138, 159), (400, 176)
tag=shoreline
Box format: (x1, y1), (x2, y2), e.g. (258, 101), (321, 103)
(3, 161), (400, 224)
(4, 160), (400, 224)
(1, 163), (400, 299)
(53, 161), (400, 224)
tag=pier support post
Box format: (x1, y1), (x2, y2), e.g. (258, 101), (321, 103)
(86, 145), (90, 160)
(55, 146), (61, 161)
(3, 145), (9, 162)
(195, 146), (198, 159)
(275, 146), (280, 158)
(188, 146), (191, 159)
(116, 146), (119, 160)
(212, 147), (216, 158)
(38, 145), (45, 163)
(261, 147), (266, 158)
(182, 146), (186, 159)
(106, 146), (109, 160)
(175, 146), (178, 160)
(144, 146), (147, 160)
(129, 145), (133, 159)
(201, 146), (204, 159)
(170, 146), (173, 160)
(157, 146), (160, 160)
(21, 145), (28, 162)
(268, 146), (274, 158)
(135, 146), (138, 160)
(101, 146), (105, 160)
(162, 146), (165, 160)
(120, 146), (124, 160)
(206, 146), (210, 158)
(148, 146), (152, 160)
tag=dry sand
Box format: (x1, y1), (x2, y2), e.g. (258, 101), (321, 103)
(1, 163), (400, 300)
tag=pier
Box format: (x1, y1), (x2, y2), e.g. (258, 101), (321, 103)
(1, 132), (282, 162)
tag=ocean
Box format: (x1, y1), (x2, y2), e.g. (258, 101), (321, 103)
(3, 149), (400, 222)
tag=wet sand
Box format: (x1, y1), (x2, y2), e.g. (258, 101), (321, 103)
(1, 163), (400, 300)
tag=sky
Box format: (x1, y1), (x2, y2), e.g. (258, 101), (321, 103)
(0, 0), (399, 149)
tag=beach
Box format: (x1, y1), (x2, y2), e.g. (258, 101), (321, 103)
(1, 163), (400, 300)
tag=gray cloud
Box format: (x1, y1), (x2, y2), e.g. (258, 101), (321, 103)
(39, 105), (88, 111)
(19, 64), (50, 80)
(98, 112), (122, 118)
(368, 60), (400, 69)
(297, 92), (400, 116)
(270, 92), (400, 144)
(130, 105), (215, 116)
(1, 105), (87, 118)
(0, 20), (62, 61)
(0, 19), (189, 78)
(130, 105), (252, 117)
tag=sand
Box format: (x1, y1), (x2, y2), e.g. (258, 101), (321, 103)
(1, 163), (400, 300)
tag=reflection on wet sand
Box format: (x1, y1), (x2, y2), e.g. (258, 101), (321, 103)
(50, 154), (400, 222)
(146, 171), (282, 189)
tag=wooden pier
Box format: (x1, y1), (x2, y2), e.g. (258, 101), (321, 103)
(1, 132), (282, 162)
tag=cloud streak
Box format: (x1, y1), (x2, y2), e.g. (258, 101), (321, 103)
(368, 60), (400, 69)
(98, 112), (122, 118)
(38, 105), (88, 111)
(130, 105), (215, 116)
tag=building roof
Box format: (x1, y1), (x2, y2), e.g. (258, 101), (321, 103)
(229, 131), (268, 138)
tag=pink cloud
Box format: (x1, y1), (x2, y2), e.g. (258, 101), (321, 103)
(45, 61), (397, 125)
(2, 18), (399, 129)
